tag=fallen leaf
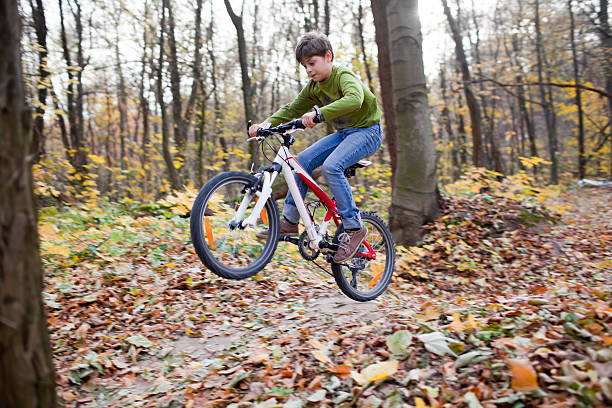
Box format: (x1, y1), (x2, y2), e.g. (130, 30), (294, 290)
(351, 360), (399, 385)
(417, 332), (457, 357)
(312, 349), (331, 365)
(507, 358), (539, 392)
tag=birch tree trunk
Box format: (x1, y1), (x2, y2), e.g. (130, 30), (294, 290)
(383, 0), (439, 245)
(0, 0), (57, 404)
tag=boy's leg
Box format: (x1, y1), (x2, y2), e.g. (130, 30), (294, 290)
(281, 130), (345, 223)
(321, 123), (382, 228)
(320, 123), (382, 262)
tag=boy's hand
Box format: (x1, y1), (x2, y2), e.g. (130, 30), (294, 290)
(301, 111), (317, 128)
(248, 124), (260, 137)
(248, 121), (270, 137)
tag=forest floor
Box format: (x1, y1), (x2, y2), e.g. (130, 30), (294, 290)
(41, 186), (611, 408)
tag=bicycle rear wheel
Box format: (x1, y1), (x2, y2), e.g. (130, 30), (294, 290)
(331, 212), (395, 301)
(190, 171), (280, 279)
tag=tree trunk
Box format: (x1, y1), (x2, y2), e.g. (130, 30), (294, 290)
(383, 0), (440, 245)
(0, 1), (57, 405)
(440, 65), (459, 181)
(163, 0), (186, 175)
(28, 0), (49, 162)
(597, 0), (612, 179)
(535, 0), (559, 183)
(324, 0), (330, 35)
(442, 0), (485, 168)
(58, 0), (88, 178)
(224, 0), (256, 163)
(156, 1), (180, 191)
(507, 24), (538, 175)
(207, 15), (230, 173)
(357, 0), (374, 93)
(114, 22), (128, 171)
(139, 0), (151, 198)
(454, 67), (468, 167)
(568, 0), (586, 179)
(371, 0), (397, 187)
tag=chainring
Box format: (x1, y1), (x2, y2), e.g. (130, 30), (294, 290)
(298, 231), (320, 261)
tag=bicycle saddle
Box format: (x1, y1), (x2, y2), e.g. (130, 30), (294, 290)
(344, 160), (372, 178)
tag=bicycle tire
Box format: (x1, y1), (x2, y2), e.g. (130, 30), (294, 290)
(331, 212), (395, 301)
(190, 171), (280, 279)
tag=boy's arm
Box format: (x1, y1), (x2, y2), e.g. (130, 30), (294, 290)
(266, 84), (316, 126)
(319, 72), (364, 122)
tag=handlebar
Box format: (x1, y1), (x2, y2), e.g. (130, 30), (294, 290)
(248, 106), (324, 139)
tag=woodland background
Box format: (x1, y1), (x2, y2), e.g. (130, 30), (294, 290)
(21, 0), (612, 208)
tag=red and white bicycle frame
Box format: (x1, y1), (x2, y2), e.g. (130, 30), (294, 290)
(234, 130), (376, 259)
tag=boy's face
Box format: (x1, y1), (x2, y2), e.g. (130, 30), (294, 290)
(301, 50), (333, 82)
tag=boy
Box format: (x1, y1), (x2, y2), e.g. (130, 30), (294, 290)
(248, 32), (382, 263)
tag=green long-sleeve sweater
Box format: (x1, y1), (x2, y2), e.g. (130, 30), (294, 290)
(266, 65), (381, 130)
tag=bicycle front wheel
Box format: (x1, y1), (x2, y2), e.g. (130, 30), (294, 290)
(190, 171), (280, 279)
(331, 212), (395, 301)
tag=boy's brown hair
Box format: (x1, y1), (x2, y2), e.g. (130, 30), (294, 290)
(295, 32), (334, 63)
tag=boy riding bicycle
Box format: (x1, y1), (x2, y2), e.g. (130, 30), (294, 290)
(248, 32), (383, 263)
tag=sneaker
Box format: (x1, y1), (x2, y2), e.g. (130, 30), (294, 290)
(256, 218), (298, 240)
(333, 226), (367, 263)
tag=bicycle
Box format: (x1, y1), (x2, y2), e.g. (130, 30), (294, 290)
(190, 109), (395, 301)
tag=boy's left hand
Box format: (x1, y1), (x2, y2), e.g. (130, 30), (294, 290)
(301, 111), (317, 128)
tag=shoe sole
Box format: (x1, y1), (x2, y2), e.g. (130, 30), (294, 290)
(333, 230), (368, 263)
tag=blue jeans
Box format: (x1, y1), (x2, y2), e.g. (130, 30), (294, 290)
(282, 123), (383, 230)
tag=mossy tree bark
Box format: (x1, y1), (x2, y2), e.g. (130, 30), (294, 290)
(0, 0), (57, 405)
(380, 0), (440, 245)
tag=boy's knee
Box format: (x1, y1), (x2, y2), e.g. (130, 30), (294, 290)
(321, 160), (341, 177)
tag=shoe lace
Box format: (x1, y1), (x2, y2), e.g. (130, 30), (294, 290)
(337, 232), (351, 252)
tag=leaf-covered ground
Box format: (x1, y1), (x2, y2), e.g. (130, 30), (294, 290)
(41, 187), (611, 407)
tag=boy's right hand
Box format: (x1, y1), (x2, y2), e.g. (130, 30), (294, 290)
(248, 121), (270, 137)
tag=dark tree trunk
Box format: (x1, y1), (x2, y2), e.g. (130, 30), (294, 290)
(440, 65), (459, 180)
(535, 0), (559, 183)
(184, 0), (203, 132)
(224, 0), (256, 163)
(0, 1), (57, 405)
(28, 0), (49, 162)
(139, 0), (151, 197)
(357, 0), (374, 93)
(568, 0), (586, 179)
(508, 25), (538, 175)
(207, 18), (230, 173)
(453, 68), (468, 167)
(164, 0), (186, 172)
(156, 1), (180, 191)
(597, 0), (612, 179)
(442, 0), (485, 168)
(58, 0), (88, 177)
(324, 0), (330, 35)
(372, 0), (397, 187)
(114, 22), (128, 171)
